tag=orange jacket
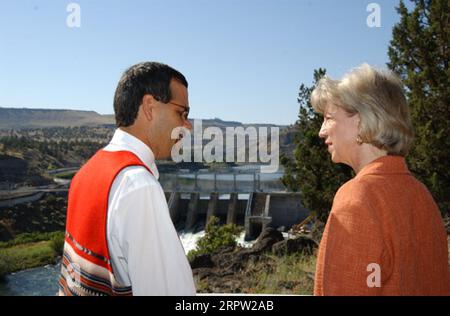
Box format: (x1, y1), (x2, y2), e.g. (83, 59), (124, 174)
(314, 155), (450, 295)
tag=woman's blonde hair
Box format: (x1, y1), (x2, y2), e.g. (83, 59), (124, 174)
(311, 63), (414, 156)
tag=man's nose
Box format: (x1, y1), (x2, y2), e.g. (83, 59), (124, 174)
(184, 119), (193, 131)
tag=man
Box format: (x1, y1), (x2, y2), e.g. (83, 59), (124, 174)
(59, 62), (196, 296)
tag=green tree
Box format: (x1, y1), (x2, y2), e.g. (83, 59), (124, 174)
(281, 69), (353, 222)
(388, 0), (450, 216)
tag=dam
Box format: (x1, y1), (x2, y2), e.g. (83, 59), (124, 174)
(162, 169), (309, 240)
(0, 169), (310, 240)
(167, 191), (308, 240)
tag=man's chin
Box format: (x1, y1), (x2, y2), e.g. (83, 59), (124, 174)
(156, 147), (177, 161)
(156, 152), (171, 160)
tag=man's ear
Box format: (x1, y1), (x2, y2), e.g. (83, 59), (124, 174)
(141, 94), (156, 122)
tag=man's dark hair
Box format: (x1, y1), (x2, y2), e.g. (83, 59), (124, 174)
(113, 62), (188, 127)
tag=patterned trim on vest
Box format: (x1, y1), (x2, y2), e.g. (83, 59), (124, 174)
(65, 231), (110, 265)
(59, 238), (132, 296)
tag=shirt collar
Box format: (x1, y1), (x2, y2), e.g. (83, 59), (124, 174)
(356, 155), (410, 179)
(107, 128), (159, 179)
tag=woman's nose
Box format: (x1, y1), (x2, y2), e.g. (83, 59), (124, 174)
(319, 121), (327, 138)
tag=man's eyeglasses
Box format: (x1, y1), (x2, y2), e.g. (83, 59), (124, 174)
(168, 101), (190, 121)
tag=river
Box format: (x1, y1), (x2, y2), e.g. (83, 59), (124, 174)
(0, 231), (255, 296)
(0, 264), (61, 296)
(0, 166), (280, 295)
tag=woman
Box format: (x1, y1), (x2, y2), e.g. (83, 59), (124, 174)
(311, 64), (449, 295)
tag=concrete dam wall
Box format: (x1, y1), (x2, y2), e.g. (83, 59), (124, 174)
(1, 189), (309, 240)
(167, 192), (309, 240)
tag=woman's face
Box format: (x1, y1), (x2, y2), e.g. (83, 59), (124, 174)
(318, 102), (360, 165)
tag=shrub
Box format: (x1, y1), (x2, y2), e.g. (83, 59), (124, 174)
(49, 232), (65, 256)
(0, 252), (12, 281)
(188, 216), (243, 261)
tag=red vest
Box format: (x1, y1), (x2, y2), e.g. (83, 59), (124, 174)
(59, 150), (152, 296)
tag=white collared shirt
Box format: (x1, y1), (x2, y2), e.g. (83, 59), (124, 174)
(103, 128), (196, 296)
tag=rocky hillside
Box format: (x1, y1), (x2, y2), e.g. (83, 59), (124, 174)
(0, 107), (287, 131)
(190, 227), (318, 294)
(0, 154), (52, 187)
(0, 130), (106, 188)
(0, 107), (114, 129)
(0, 107), (295, 188)
(0, 192), (67, 241)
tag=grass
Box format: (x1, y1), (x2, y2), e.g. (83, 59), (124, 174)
(190, 216), (316, 295)
(194, 252), (317, 295)
(0, 241), (56, 279)
(0, 231), (64, 280)
(0, 231), (64, 249)
(245, 253), (316, 295)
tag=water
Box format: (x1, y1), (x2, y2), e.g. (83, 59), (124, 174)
(2, 166), (282, 295)
(179, 230), (206, 254)
(0, 231), (256, 296)
(179, 230), (255, 254)
(53, 178), (71, 185)
(0, 264), (61, 296)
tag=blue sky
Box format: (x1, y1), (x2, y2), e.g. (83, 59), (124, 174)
(0, 0), (414, 125)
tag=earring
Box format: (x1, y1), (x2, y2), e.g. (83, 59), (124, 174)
(356, 135), (363, 145)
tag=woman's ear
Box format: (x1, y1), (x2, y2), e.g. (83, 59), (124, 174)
(354, 112), (361, 128)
